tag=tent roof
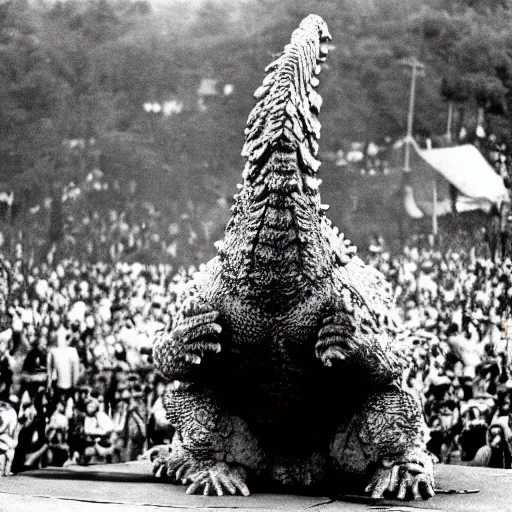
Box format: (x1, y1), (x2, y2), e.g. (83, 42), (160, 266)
(412, 140), (510, 205)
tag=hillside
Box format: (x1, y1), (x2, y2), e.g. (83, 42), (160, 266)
(1, 0), (511, 243)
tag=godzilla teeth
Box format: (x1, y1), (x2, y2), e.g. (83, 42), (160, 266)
(319, 44), (329, 57)
(214, 240), (224, 252)
(320, 204), (329, 211)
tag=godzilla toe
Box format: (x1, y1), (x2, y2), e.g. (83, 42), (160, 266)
(184, 462), (250, 496)
(153, 449), (193, 483)
(365, 461), (435, 500)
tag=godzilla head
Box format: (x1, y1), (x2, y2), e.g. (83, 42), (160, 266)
(218, 15), (344, 294)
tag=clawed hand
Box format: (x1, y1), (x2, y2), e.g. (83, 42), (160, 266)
(365, 461), (435, 500)
(315, 314), (357, 367)
(174, 299), (223, 365)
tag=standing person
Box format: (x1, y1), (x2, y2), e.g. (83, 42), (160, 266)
(47, 326), (80, 410)
(0, 400), (18, 476)
(0, 328), (13, 403)
(21, 336), (48, 399)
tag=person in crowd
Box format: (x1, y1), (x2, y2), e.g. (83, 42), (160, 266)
(471, 422), (512, 468)
(147, 376), (174, 447)
(45, 394), (71, 467)
(21, 335), (47, 399)
(0, 400), (18, 476)
(12, 388), (50, 473)
(0, 328), (13, 403)
(80, 393), (116, 465)
(47, 326), (80, 412)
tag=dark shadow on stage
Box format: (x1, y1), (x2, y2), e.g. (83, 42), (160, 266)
(16, 468), (156, 483)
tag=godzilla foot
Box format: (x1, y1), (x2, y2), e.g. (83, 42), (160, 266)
(365, 458), (435, 500)
(153, 449), (250, 496)
(184, 462), (249, 496)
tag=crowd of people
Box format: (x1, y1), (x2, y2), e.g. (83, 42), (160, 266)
(0, 217), (511, 475)
(368, 229), (512, 467)
(0, 251), (196, 474)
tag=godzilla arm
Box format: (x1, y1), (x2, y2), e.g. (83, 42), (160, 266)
(153, 260), (224, 381)
(315, 259), (406, 387)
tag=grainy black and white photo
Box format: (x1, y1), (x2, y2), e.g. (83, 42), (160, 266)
(0, 1), (511, 511)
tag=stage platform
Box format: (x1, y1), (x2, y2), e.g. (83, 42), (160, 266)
(0, 461), (510, 512)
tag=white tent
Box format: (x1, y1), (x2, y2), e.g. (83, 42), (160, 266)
(417, 142), (510, 206)
(394, 138), (510, 227)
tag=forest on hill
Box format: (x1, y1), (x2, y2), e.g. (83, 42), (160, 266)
(1, 0), (512, 229)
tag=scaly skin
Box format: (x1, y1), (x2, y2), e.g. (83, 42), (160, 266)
(153, 14), (435, 500)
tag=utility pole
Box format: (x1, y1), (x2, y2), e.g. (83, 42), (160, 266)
(446, 101), (453, 142)
(400, 57), (425, 173)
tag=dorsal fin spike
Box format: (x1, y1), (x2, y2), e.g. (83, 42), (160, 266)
(241, 15), (331, 180)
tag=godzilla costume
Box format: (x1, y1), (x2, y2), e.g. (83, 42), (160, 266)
(153, 15), (435, 500)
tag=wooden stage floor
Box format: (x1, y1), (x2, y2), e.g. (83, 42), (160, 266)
(0, 460), (510, 512)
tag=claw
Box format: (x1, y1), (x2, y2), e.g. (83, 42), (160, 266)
(366, 462), (435, 500)
(185, 353), (202, 364)
(218, 472), (237, 495)
(387, 464), (400, 493)
(186, 479), (202, 495)
(175, 461), (193, 480)
(183, 463), (250, 496)
(210, 473), (224, 496)
(320, 346), (347, 367)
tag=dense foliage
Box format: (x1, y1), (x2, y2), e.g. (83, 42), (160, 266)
(1, 0), (512, 233)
